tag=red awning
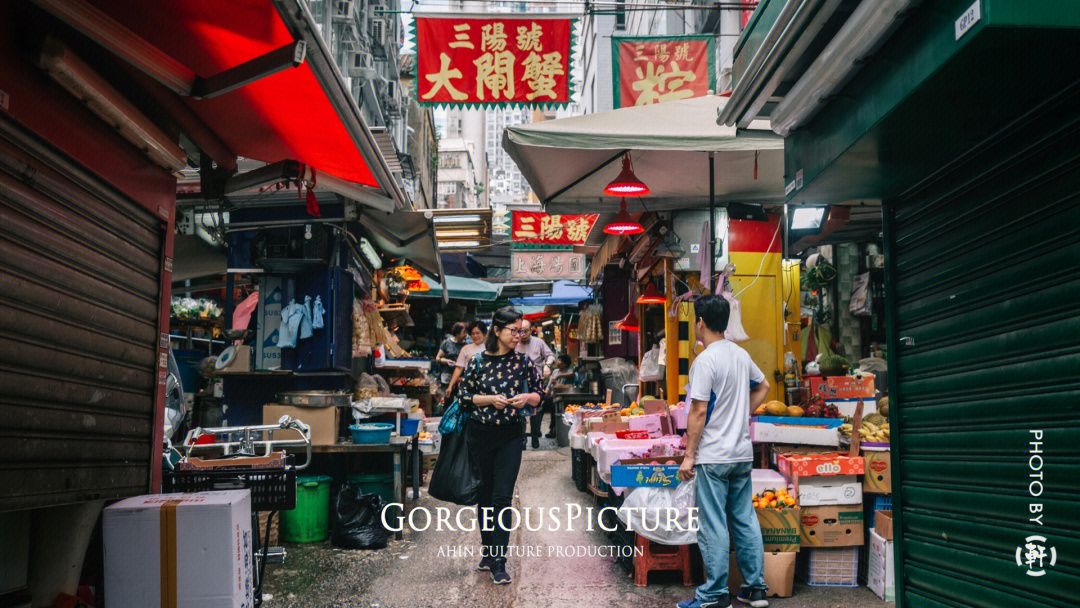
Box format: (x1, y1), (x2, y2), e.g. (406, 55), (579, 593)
(85, 0), (378, 188)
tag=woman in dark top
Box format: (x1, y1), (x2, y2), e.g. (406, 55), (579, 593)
(458, 307), (543, 584)
(436, 322), (468, 388)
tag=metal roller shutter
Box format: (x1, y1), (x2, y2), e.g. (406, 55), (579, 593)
(0, 116), (164, 511)
(883, 85), (1080, 607)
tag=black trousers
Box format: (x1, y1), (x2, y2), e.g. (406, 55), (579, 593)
(467, 420), (524, 561)
(529, 399), (555, 439)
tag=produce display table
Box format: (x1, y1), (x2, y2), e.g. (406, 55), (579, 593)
(286, 436), (419, 539)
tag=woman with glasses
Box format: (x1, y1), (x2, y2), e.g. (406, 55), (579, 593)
(457, 307), (543, 584)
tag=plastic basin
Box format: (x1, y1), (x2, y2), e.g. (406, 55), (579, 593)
(347, 473), (395, 504)
(279, 475), (331, 543)
(398, 418), (420, 436)
(350, 423), (393, 444)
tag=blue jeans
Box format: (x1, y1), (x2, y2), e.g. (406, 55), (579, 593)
(694, 461), (766, 602)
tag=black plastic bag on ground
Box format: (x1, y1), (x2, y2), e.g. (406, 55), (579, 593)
(427, 423), (481, 506)
(331, 483), (390, 550)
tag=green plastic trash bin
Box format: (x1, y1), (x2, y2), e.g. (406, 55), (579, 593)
(279, 475), (331, 543)
(347, 473), (395, 504)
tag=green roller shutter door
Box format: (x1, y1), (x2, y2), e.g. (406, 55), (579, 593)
(883, 84), (1080, 607)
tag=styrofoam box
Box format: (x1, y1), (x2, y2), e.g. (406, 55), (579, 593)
(829, 399), (877, 418)
(751, 421), (840, 447)
(793, 475), (863, 506)
(868, 528), (895, 601)
(104, 491), (252, 608)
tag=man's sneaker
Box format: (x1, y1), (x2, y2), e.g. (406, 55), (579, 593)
(676, 595), (729, 608)
(736, 588), (769, 608)
(476, 556), (494, 571)
(490, 561), (511, 584)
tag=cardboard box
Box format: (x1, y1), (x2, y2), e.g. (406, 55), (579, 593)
(863, 449), (892, 494)
(801, 376), (828, 399)
(104, 491), (252, 608)
(868, 528), (895, 601)
(874, 510), (893, 541)
(778, 453), (865, 479)
(756, 507), (802, 552)
(750, 420), (840, 447)
(791, 475), (862, 506)
(829, 398), (876, 418)
(729, 550), (796, 598)
(263, 404), (340, 445)
(217, 345), (252, 372)
(767, 444), (827, 468)
(799, 505), (864, 547)
(610, 456), (683, 488)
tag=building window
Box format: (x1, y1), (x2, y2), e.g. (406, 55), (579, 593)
(615, 0), (625, 29)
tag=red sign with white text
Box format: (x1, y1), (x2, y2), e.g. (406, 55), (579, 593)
(612, 36), (715, 108)
(512, 211), (598, 245)
(416, 16), (573, 106)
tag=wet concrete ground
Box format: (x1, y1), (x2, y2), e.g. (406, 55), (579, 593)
(263, 440), (891, 608)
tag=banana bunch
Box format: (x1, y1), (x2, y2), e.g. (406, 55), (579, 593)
(840, 420), (890, 443)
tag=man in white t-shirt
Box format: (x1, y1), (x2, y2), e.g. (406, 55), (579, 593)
(677, 296), (771, 608)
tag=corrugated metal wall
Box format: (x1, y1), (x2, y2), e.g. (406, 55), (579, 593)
(884, 84), (1080, 607)
(0, 116), (163, 511)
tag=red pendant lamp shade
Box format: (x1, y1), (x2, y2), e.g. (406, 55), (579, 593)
(604, 153), (650, 196)
(637, 282), (666, 304)
(615, 307), (640, 332)
(603, 198), (645, 235)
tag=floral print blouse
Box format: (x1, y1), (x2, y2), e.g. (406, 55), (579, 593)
(458, 351), (545, 426)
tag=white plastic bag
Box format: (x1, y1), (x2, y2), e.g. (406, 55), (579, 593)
(617, 477), (697, 545)
(639, 346), (664, 382)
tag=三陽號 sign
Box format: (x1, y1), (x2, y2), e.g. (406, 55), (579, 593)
(611, 35), (715, 108)
(416, 16), (574, 107)
(511, 211), (598, 246)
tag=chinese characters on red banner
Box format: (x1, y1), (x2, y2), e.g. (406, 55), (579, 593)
(512, 211), (599, 245)
(612, 36), (715, 108)
(416, 17), (573, 105)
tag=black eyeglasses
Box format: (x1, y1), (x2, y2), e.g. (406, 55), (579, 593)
(505, 328), (529, 336)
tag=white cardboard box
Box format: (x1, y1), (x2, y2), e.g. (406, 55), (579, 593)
(750, 421), (840, 447)
(792, 474), (863, 506)
(104, 491), (253, 608)
(868, 528), (895, 601)
(752, 468), (791, 496)
(829, 398), (877, 418)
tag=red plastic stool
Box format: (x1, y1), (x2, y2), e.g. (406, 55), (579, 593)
(633, 534), (694, 587)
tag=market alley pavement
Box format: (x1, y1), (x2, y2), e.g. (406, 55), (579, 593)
(263, 440), (890, 608)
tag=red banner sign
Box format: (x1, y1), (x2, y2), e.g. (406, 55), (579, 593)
(611, 36), (716, 108)
(512, 211), (598, 245)
(416, 16), (574, 106)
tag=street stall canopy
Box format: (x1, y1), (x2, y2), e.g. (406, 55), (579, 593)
(502, 94), (786, 213)
(410, 275), (502, 302)
(510, 280), (593, 306)
(357, 208), (446, 301)
(35, 0), (406, 206)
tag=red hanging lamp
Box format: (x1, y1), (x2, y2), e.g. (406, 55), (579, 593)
(603, 198), (644, 235)
(637, 282), (666, 304)
(604, 152), (650, 196)
(614, 307), (640, 332)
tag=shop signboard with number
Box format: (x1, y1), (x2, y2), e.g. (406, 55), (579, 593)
(510, 250), (586, 279)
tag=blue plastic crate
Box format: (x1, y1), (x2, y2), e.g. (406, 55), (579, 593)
(874, 494), (892, 511)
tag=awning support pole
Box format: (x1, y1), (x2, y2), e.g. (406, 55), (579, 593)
(543, 149), (628, 206)
(192, 41), (307, 99)
(708, 151), (716, 292)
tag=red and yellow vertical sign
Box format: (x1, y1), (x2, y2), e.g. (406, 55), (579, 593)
(415, 16), (574, 106)
(611, 35), (716, 108)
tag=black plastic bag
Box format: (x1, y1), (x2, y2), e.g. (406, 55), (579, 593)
(331, 483), (390, 550)
(428, 423), (481, 506)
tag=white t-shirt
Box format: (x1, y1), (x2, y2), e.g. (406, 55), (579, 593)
(686, 339), (766, 464)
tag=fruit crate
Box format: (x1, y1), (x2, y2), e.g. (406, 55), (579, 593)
(571, 448), (589, 493)
(800, 546), (860, 587)
(872, 494), (893, 513)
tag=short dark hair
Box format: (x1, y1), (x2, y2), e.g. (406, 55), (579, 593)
(695, 295), (730, 334)
(558, 354), (572, 366)
(467, 320), (488, 334)
(486, 306), (522, 352)
(450, 322), (467, 337)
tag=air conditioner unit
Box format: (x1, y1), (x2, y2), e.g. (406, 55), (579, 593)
(333, 0), (355, 22)
(347, 51), (375, 77)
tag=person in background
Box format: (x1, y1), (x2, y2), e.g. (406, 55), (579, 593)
(444, 320), (487, 402)
(458, 307), (543, 584)
(436, 322), (467, 391)
(535, 354), (575, 441)
(516, 319), (556, 449)
(677, 295), (772, 608)
(550, 354), (575, 387)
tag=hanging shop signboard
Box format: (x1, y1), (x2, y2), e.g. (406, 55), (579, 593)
(511, 250), (586, 280)
(611, 35), (716, 108)
(511, 211), (598, 245)
(415, 16), (575, 107)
